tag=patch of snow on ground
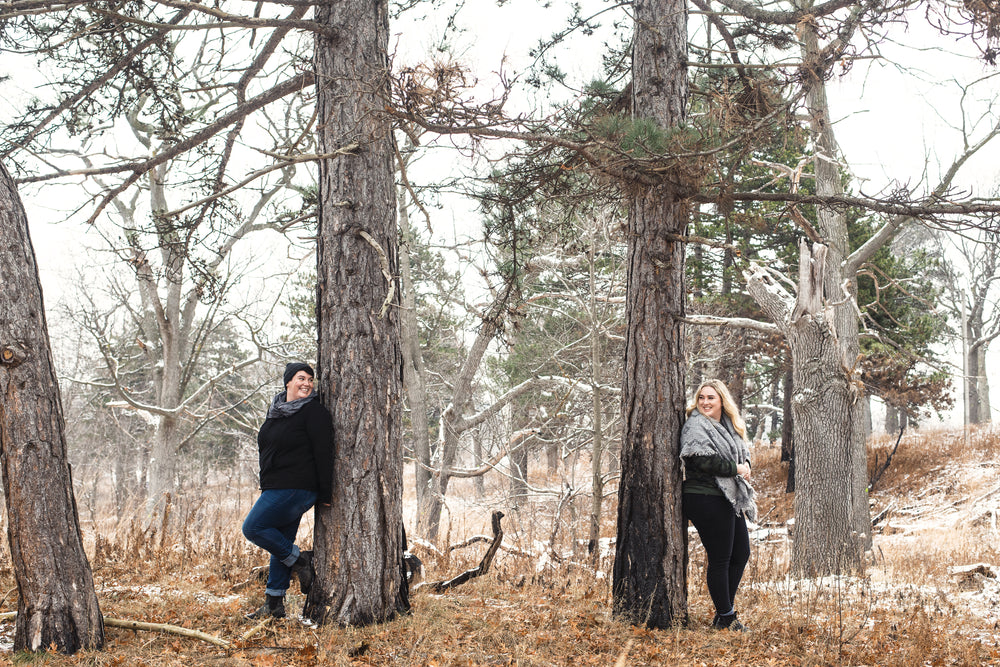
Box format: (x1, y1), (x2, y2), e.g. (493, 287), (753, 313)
(0, 621), (12, 652)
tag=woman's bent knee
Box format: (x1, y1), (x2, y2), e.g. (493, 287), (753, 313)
(242, 516), (259, 542)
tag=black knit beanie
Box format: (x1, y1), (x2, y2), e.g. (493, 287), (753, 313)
(283, 362), (315, 387)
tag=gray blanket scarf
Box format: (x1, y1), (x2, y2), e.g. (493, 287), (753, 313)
(680, 411), (757, 522)
(266, 390), (317, 419)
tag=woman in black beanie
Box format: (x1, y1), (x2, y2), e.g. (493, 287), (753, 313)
(242, 362), (333, 619)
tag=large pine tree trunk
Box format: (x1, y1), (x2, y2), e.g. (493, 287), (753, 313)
(0, 161), (104, 653)
(310, 0), (408, 625)
(612, 0), (689, 628)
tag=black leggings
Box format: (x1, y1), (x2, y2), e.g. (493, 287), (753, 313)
(683, 492), (750, 615)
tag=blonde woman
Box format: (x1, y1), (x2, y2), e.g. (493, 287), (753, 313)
(680, 379), (757, 631)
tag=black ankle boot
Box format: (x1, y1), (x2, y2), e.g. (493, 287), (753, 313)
(291, 550), (314, 594)
(247, 594), (286, 620)
(711, 611), (747, 632)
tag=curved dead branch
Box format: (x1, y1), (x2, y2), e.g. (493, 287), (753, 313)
(0, 611), (230, 647)
(421, 511), (505, 593)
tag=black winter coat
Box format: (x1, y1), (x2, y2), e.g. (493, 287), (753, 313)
(257, 399), (334, 503)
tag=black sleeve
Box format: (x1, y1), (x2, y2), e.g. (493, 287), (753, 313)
(683, 454), (737, 477)
(306, 401), (335, 504)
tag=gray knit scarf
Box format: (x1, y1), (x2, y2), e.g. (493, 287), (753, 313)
(680, 411), (758, 522)
(266, 390), (317, 419)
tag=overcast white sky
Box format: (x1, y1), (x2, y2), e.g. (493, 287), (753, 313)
(10, 1), (1000, 427)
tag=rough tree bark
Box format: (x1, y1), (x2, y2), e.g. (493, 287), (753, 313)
(612, 0), (690, 628)
(0, 161), (104, 653)
(309, 0), (408, 625)
(789, 12), (871, 573)
(746, 241), (867, 574)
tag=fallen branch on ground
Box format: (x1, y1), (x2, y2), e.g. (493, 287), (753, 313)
(0, 612), (230, 648)
(420, 510), (505, 593)
(872, 502), (896, 527)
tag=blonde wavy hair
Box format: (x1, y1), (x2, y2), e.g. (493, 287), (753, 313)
(686, 379), (748, 441)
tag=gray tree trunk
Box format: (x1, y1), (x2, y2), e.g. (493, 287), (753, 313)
(588, 237), (605, 560)
(747, 241), (868, 575)
(884, 403), (899, 434)
(975, 344), (991, 423)
(969, 337), (991, 424)
(398, 204), (432, 518)
(425, 405), (462, 539)
(310, 0), (408, 625)
(545, 440), (559, 474)
(778, 12), (871, 574)
(144, 164), (185, 505)
(0, 161), (104, 653)
(472, 430), (486, 499)
(509, 436), (529, 508)
(612, 0), (689, 628)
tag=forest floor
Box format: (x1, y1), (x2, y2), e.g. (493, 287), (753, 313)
(2, 425), (1000, 666)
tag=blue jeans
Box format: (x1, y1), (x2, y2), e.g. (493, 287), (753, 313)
(242, 489), (317, 596)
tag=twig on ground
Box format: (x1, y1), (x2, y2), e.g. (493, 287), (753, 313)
(872, 502), (896, 527)
(614, 638), (634, 667)
(105, 617), (231, 647)
(238, 616), (274, 642)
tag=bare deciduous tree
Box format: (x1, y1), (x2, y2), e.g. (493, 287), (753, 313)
(934, 227), (1000, 425)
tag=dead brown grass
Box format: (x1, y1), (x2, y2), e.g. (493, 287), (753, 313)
(2, 426), (1000, 665)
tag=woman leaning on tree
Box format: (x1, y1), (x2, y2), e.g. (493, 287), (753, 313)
(680, 378), (757, 632)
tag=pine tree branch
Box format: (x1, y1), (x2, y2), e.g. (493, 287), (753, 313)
(0, 7), (194, 160)
(142, 0), (334, 36)
(693, 190), (1000, 219)
(16, 72), (314, 187)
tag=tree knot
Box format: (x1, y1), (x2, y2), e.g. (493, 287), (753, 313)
(0, 344), (28, 368)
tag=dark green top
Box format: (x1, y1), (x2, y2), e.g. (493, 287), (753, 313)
(682, 454), (737, 496)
